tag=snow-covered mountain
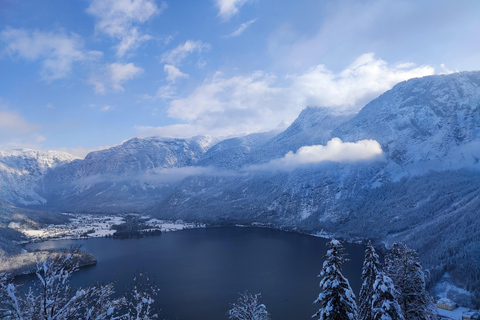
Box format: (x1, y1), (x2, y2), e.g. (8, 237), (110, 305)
(0, 149), (78, 205)
(38, 135), (217, 212)
(333, 72), (480, 175)
(1, 71), (480, 299)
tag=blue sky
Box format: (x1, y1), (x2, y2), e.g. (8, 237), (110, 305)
(0, 0), (479, 157)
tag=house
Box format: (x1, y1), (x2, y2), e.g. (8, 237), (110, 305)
(437, 298), (457, 311)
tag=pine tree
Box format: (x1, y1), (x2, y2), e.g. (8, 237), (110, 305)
(372, 272), (404, 320)
(385, 243), (436, 320)
(359, 241), (380, 320)
(313, 239), (357, 320)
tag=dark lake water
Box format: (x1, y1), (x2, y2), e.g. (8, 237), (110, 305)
(25, 227), (366, 320)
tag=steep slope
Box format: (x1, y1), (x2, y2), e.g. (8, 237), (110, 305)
(0, 149), (78, 205)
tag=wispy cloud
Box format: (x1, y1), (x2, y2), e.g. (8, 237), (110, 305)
(164, 64), (189, 82)
(228, 19), (257, 37)
(89, 62), (143, 93)
(86, 0), (166, 57)
(0, 28), (101, 81)
(215, 0), (252, 21)
(161, 40), (210, 66)
(90, 104), (114, 112)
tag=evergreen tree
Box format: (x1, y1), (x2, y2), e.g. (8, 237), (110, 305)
(385, 243), (436, 320)
(372, 272), (404, 320)
(359, 241), (380, 320)
(313, 239), (357, 320)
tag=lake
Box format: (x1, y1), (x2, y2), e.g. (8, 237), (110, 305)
(25, 227), (366, 320)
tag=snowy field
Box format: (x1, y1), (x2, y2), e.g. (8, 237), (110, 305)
(9, 213), (205, 243)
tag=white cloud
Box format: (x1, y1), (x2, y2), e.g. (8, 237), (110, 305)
(145, 54), (433, 138)
(0, 28), (100, 81)
(289, 53), (435, 112)
(164, 64), (189, 82)
(228, 19), (257, 37)
(166, 71), (284, 135)
(86, 0), (166, 57)
(0, 108), (45, 149)
(215, 0), (251, 21)
(160, 40), (210, 66)
(110, 62), (143, 91)
(247, 138), (383, 172)
(89, 62), (143, 93)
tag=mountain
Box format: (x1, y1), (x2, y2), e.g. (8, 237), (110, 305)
(0, 149), (78, 206)
(38, 135), (216, 212)
(1, 71), (480, 302)
(333, 71), (480, 175)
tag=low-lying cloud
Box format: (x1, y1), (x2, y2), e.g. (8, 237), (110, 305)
(254, 138), (383, 171)
(73, 166), (238, 186)
(73, 139), (383, 186)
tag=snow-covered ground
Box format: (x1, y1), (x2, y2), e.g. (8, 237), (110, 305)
(145, 218), (205, 232)
(10, 213), (205, 243)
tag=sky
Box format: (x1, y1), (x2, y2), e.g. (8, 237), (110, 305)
(0, 0), (479, 157)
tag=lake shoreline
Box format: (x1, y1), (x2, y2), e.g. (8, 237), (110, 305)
(0, 249), (97, 278)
